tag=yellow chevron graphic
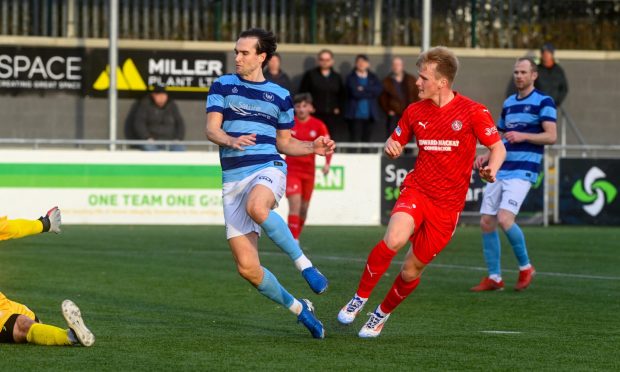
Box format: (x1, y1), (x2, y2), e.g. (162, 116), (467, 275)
(93, 59), (147, 91)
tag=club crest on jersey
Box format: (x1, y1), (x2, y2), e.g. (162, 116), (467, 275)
(395, 126), (402, 136)
(231, 87), (238, 94)
(451, 120), (463, 131)
(263, 92), (275, 102)
(310, 130), (317, 137)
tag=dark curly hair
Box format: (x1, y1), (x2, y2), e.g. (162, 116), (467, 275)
(238, 28), (277, 68)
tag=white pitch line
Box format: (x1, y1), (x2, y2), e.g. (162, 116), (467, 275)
(481, 330), (523, 335)
(260, 251), (620, 281)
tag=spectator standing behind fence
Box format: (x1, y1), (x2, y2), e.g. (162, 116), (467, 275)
(132, 84), (186, 151)
(535, 43), (569, 107)
(263, 52), (292, 92)
(344, 54), (382, 143)
(379, 57), (420, 138)
(299, 49), (347, 141)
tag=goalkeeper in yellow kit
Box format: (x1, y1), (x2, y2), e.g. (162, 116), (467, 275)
(0, 207), (95, 347)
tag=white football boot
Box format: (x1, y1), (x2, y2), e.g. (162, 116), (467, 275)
(358, 307), (391, 338)
(62, 300), (95, 347)
(337, 295), (367, 324)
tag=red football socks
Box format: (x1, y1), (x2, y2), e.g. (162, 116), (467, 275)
(356, 240), (398, 298)
(299, 218), (306, 235)
(380, 274), (420, 314)
(288, 215), (300, 239)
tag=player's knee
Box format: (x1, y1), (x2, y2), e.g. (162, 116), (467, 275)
(497, 213), (514, 231)
(401, 268), (422, 282)
(480, 215), (497, 232)
(245, 202), (269, 224)
(383, 234), (409, 252)
(13, 315), (34, 343)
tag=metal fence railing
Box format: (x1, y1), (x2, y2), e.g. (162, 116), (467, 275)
(0, 0), (618, 50)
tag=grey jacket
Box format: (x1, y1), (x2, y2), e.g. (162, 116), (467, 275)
(133, 95), (185, 140)
(535, 63), (569, 106)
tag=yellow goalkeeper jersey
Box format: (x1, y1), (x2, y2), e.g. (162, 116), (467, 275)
(0, 291), (37, 330)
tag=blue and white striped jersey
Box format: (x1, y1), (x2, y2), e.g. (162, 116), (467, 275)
(206, 74), (295, 183)
(497, 89), (556, 183)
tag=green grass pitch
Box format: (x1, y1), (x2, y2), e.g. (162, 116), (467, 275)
(1, 225), (618, 370)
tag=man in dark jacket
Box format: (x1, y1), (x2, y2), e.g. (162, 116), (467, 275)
(299, 49), (347, 141)
(344, 54), (383, 143)
(264, 52), (292, 92)
(379, 57), (420, 138)
(535, 43), (569, 107)
(132, 84), (186, 151)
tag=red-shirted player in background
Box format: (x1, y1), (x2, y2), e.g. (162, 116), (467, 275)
(337, 46), (506, 338)
(285, 93), (332, 241)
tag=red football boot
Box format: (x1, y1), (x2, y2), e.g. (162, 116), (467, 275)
(515, 266), (536, 291)
(470, 277), (505, 292)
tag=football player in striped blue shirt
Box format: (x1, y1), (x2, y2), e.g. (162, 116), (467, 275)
(205, 28), (335, 338)
(471, 57), (557, 292)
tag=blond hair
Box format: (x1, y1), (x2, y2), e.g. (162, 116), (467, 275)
(416, 46), (459, 84)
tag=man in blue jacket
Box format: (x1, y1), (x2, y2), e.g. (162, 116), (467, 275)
(344, 54), (383, 143)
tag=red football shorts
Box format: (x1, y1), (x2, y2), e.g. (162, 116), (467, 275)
(286, 173), (315, 201)
(391, 186), (460, 264)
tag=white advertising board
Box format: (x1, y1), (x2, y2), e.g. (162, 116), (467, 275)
(0, 150), (380, 225)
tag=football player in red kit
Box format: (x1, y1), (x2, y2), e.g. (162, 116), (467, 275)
(337, 46), (506, 338)
(285, 93), (332, 241)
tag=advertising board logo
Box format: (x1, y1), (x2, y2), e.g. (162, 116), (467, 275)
(571, 167), (617, 217)
(315, 166), (344, 191)
(93, 58), (147, 91)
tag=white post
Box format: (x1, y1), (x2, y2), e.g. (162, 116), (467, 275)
(560, 109), (567, 158)
(109, 0), (118, 151)
(67, 0), (75, 37)
(373, 0), (382, 46)
(422, 0), (431, 51)
(553, 154), (561, 224)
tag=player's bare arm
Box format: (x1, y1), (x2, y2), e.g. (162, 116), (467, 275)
(384, 137), (403, 159)
(205, 111), (256, 150)
(504, 121), (557, 145)
(479, 140), (506, 183)
(276, 129), (335, 156)
(474, 152), (490, 170)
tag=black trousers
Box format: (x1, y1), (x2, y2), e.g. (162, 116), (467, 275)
(313, 112), (347, 142)
(347, 118), (374, 143)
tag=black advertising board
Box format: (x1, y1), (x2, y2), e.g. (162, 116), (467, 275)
(0, 46), (226, 99)
(84, 49), (226, 99)
(380, 155), (414, 225)
(380, 155), (544, 225)
(0, 46), (85, 93)
(559, 158), (620, 225)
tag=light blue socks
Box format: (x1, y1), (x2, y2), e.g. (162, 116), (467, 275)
(482, 231), (501, 276)
(260, 210), (303, 261)
(256, 267), (294, 308)
(505, 224), (530, 267)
